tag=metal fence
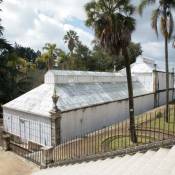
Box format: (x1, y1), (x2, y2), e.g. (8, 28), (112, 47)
(8, 135), (43, 165)
(51, 105), (175, 164)
(2, 105), (175, 167)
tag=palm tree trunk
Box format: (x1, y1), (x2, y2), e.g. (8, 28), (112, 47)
(164, 8), (169, 123)
(122, 47), (137, 143)
(165, 35), (169, 122)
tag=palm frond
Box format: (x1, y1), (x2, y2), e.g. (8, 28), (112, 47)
(168, 11), (174, 40)
(0, 38), (12, 50)
(160, 16), (166, 37)
(138, 0), (156, 15)
(85, 1), (97, 27)
(151, 8), (160, 37)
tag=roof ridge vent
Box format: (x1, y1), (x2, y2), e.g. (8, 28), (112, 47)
(44, 70), (135, 84)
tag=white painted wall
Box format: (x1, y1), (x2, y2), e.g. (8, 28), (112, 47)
(133, 72), (174, 92)
(133, 73), (153, 91)
(61, 89), (174, 140)
(157, 72), (174, 90)
(3, 108), (51, 146)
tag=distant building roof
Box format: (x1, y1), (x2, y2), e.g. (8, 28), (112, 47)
(119, 55), (162, 74)
(3, 70), (150, 117)
(131, 56), (160, 73)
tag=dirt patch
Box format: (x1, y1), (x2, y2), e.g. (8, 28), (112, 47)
(0, 148), (39, 175)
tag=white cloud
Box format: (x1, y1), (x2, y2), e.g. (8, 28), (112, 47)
(1, 0), (175, 66)
(142, 42), (164, 59)
(1, 0), (93, 51)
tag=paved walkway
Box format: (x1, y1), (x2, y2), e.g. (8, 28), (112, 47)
(0, 148), (39, 175)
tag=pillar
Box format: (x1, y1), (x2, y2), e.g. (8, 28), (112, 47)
(2, 134), (10, 151)
(50, 87), (61, 146)
(50, 110), (61, 146)
(41, 146), (54, 168)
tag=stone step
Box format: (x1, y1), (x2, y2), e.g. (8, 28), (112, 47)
(136, 148), (170, 175)
(111, 152), (143, 175)
(152, 146), (175, 175)
(96, 155), (129, 175)
(123, 150), (156, 175)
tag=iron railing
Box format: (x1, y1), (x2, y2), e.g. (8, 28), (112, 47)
(51, 105), (175, 164)
(9, 135), (43, 165)
(3, 104), (175, 167)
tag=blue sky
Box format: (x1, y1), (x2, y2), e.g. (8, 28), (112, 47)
(1, 0), (175, 70)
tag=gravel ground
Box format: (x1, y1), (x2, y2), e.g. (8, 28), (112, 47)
(0, 148), (39, 175)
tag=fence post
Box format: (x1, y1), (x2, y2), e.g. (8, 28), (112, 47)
(2, 134), (10, 151)
(41, 146), (54, 168)
(50, 87), (62, 147)
(153, 64), (158, 107)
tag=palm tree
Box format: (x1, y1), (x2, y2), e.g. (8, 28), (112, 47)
(43, 43), (59, 70)
(85, 0), (137, 143)
(64, 30), (79, 55)
(138, 0), (175, 122)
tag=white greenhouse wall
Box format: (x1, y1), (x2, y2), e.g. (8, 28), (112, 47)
(133, 72), (174, 92)
(3, 109), (51, 146)
(157, 72), (174, 90)
(44, 70), (138, 84)
(133, 73), (153, 91)
(61, 89), (175, 140)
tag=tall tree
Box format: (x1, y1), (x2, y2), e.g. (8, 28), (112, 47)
(85, 0), (137, 143)
(43, 43), (59, 70)
(138, 0), (175, 122)
(64, 30), (79, 55)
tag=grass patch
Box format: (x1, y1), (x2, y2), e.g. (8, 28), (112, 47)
(102, 135), (157, 150)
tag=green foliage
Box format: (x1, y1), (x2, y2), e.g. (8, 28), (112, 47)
(14, 43), (41, 63)
(0, 45), (37, 104)
(37, 31), (141, 71)
(36, 43), (61, 70)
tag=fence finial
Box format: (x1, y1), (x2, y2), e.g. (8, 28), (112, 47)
(52, 86), (59, 112)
